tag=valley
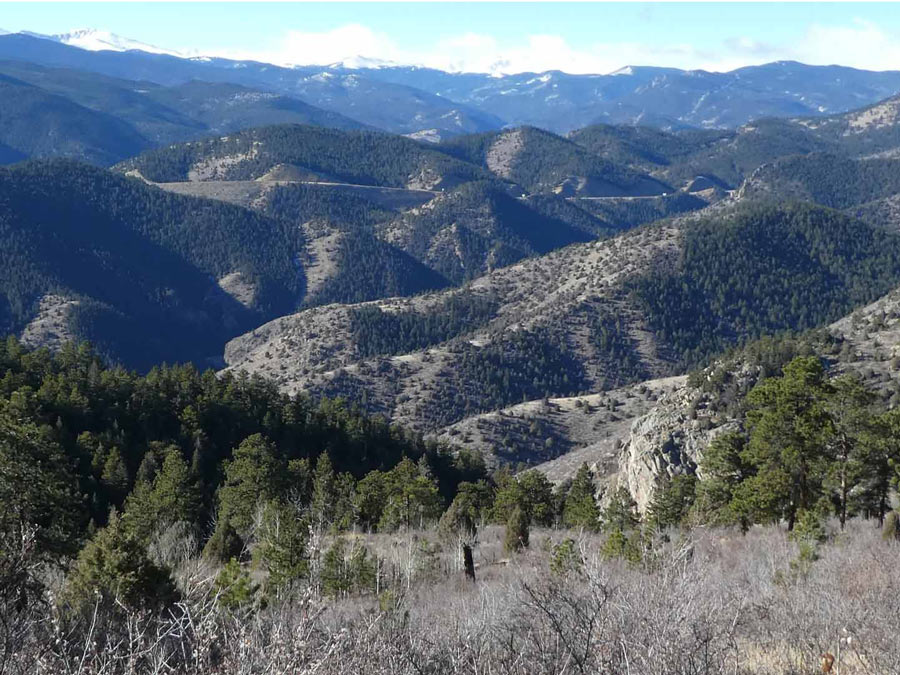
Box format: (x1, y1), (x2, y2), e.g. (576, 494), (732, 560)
(6, 14), (900, 673)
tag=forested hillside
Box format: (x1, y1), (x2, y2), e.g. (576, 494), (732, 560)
(631, 202), (900, 366)
(376, 181), (608, 283)
(739, 153), (900, 209)
(4, 335), (900, 673)
(0, 160), (304, 367)
(0, 61), (367, 166)
(118, 124), (489, 187)
(441, 126), (672, 196)
(224, 202), (900, 444)
(0, 72), (150, 165)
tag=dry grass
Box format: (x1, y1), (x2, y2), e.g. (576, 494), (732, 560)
(4, 521), (899, 674)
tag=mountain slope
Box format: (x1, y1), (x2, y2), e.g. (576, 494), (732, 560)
(376, 181), (610, 283)
(353, 61), (900, 132)
(442, 127), (672, 196)
(0, 33), (503, 138)
(223, 202), (900, 440)
(0, 59), (366, 154)
(0, 160), (305, 368)
(0, 72), (150, 165)
(118, 124), (489, 187)
(738, 153), (900, 209)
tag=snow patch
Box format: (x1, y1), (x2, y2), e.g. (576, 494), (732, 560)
(47, 28), (183, 56)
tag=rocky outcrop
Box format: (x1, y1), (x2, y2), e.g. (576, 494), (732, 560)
(606, 383), (738, 513)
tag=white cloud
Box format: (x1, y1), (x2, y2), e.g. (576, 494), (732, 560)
(793, 19), (900, 71)
(189, 20), (900, 75)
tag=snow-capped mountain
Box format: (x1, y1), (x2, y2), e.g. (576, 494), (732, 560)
(3, 28), (900, 136)
(47, 29), (183, 56)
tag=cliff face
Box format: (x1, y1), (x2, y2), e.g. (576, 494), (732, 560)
(608, 384), (738, 512)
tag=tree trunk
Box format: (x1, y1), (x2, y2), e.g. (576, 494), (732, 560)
(462, 543), (476, 582)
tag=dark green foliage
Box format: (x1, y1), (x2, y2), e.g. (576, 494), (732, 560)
(694, 356), (900, 532)
(631, 203), (900, 367)
(753, 154), (900, 210)
(741, 357), (834, 530)
(586, 308), (646, 385)
(263, 183), (395, 228)
(203, 518), (244, 563)
(122, 446), (201, 544)
(562, 464), (600, 531)
(440, 480), (493, 540)
(388, 181), (602, 283)
(569, 124), (726, 171)
(647, 474), (697, 530)
(254, 500), (310, 592)
(0, 160), (303, 368)
(215, 434), (287, 536)
(504, 504), (530, 553)
(0, 406), (84, 561)
(63, 510), (178, 613)
(602, 487), (640, 533)
(441, 127), (670, 196)
(309, 231), (451, 306)
(214, 557), (257, 610)
(0, 337), (481, 533)
(425, 328), (588, 425)
(375, 458), (443, 531)
(350, 293), (498, 358)
(491, 469), (555, 527)
(693, 432), (751, 528)
(120, 124), (487, 186)
(578, 192), (707, 230)
(320, 538), (376, 598)
(0, 73), (149, 166)
(573, 119), (837, 190)
(549, 537), (583, 575)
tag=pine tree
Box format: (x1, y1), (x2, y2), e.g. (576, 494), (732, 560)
(648, 474), (697, 530)
(0, 411), (83, 562)
(743, 357), (834, 530)
(504, 505), (529, 553)
(311, 453), (337, 528)
(123, 446), (201, 543)
(255, 500), (310, 592)
(562, 463), (600, 531)
(216, 434), (286, 536)
(602, 487), (639, 533)
(64, 510), (178, 613)
(214, 557), (257, 610)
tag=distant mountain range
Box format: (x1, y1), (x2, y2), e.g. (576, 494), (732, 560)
(7, 25), (900, 494)
(0, 30), (899, 146)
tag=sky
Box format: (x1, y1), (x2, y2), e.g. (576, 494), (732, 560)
(3, 2), (900, 75)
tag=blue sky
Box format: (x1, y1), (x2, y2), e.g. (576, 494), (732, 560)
(3, 3), (900, 74)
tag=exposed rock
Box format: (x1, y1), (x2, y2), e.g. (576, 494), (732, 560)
(19, 294), (81, 351)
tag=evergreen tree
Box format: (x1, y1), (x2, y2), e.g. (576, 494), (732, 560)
(517, 470), (556, 526)
(254, 500), (309, 592)
(64, 510), (177, 613)
(123, 446), (201, 543)
(602, 487), (640, 533)
(0, 410), (83, 562)
(692, 431), (751, 528)
(823, 376), (873, 528)
(743, 357), (834, 530)
(504, 504), (530, 554)
(562, 464), (600, 531)
(216, 434), (286, 536)
(214, 557), (257, 611)
(311, 453), (337, 528)
(647, 474), (697, 530)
